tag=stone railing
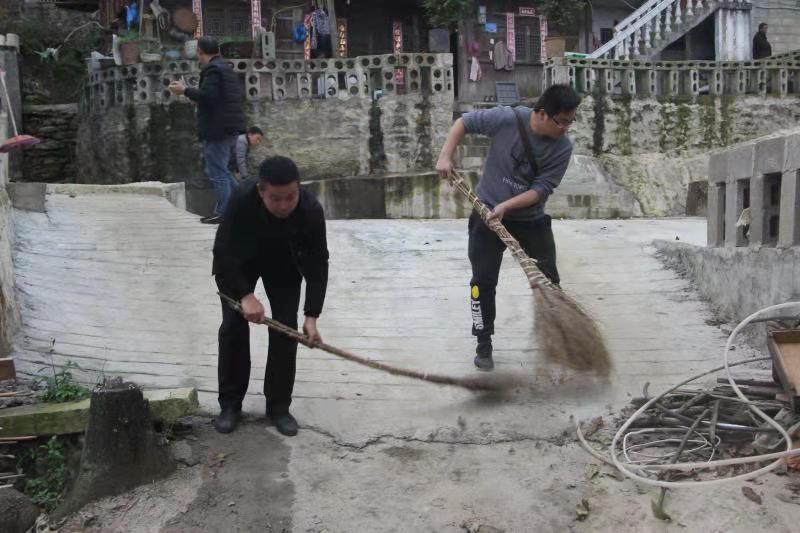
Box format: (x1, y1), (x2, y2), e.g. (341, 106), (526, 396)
(80, 53), (454, 113)
(545, 56), (800, 97)
(707, 131), (800, 248)
(589, 0), (742, 60)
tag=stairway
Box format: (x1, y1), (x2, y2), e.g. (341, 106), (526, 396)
(589, 0), (746, 60)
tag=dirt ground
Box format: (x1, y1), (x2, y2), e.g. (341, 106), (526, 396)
(36, 406), (800, 533)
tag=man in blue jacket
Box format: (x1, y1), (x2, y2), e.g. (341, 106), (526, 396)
(212, 156), (329, 436)
(169, 36), (245, 224)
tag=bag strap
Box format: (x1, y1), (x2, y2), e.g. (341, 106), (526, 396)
(513, 109), (539, 176)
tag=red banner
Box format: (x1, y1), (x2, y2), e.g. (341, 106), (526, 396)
(251, 0), (262, 39)
(392, 21), (403, 53)
(540, 16), (548, 63)
(506, 13), (515, 60)
(192, 0), (203, 38)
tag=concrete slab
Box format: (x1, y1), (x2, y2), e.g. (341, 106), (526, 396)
(0, 387), (198, 437)
(11, 190), (790, 530)
(11, 189), (721, 443)
(727, 142), (755, 181)
(7, 182), (46, 212)
(755, 136), (786, 175)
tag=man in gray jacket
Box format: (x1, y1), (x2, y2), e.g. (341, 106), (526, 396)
(435, 84), (580, 370)
(230, 126), (264, 181)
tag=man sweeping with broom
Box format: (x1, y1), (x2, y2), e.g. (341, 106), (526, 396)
(213, 156), (328, 436)
(436, 84), (583, 371)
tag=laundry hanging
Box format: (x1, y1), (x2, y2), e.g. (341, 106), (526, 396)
(469, 56), (482, 82)
(493, 40), (514, 71)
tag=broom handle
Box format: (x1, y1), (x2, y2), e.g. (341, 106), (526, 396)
(0, 68), (20, 137)
(449, 170), (554, 290)
(217, 292), (489, 388)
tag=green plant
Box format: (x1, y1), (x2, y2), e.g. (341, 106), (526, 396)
(421, 0), (472, 29)
(21, 436), (69, 510)
(117, 31), (141, 44)
(539, 0), (584, 35)
(34, 361), (91, 403)
(219, 36), (253, 44)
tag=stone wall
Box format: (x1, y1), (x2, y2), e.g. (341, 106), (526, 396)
(655, 241), (800, 324)
(0, 46), (22, 181)
(21, 104), (78, 182)
(77, 89), (453, 215)
(567, 94), (800, 216)
(0, 115), (19, 357)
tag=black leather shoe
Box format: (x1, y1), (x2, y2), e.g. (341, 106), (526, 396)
(271, 412), (298, 437)
(214, 408), (241, 434)
(474, 339), (494, 370)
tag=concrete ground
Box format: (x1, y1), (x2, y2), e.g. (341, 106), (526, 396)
(11, 191), (800, 532)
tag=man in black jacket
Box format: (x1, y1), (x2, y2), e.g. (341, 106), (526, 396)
(212, 156), (329, 436)
(169, 36), (246, 224)
(753, 23), (772, 60)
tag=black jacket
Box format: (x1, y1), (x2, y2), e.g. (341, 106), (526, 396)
(212, 180), (329, 317)
(753, 32), (772, 60)
(185, 56), (246, 141)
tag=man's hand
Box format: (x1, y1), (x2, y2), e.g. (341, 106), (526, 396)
(241, 293), (265, 323)
(168, 81), (186, 96)
(486, 202), (509, 223)
(435, 155), (455, 180)
(303, 316), (322, 345)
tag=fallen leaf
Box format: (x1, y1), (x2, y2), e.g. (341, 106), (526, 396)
(742, 486), (763, 505)
(228, 501), (236, 507)
(575, 499), (590, 521)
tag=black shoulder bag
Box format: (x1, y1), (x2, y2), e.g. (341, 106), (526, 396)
(513, 109), (539, 177)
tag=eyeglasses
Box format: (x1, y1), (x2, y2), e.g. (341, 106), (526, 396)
(550, 115), (577, 129)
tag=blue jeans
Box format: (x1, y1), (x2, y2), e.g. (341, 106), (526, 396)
(204, 136), (238, 217)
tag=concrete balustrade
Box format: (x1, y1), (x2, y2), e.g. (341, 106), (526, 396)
(707, 131), (800, 248)
(545, 56), (800, 98)
(80, 53), (454, 113)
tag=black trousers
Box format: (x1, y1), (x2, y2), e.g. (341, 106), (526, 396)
(468, 210), (560, 338)
(216, 269), (301, 415)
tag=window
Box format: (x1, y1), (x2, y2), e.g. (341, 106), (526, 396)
(514, 16), (541, 63)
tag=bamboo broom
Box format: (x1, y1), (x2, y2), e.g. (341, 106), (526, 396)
(449, 171), (612, 374)
(218, 293), (521, 391)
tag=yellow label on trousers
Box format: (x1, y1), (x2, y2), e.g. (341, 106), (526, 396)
(471, 285), (480, 299)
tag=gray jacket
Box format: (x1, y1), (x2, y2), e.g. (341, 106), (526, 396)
(229, 134), (250, 178)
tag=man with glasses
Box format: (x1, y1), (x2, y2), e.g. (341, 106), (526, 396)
(435, 84), (580, 370)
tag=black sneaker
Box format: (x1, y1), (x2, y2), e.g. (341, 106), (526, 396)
(201, 215), (223, 224)
(474, 338), (494, 370)
(270, 412), (299, 437)
(214, 407), (241, 434)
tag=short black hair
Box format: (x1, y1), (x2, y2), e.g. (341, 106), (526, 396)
(534, 84), (581, 117)
(258, 156), (299, 186)
(759, 22), (768, 31)
(197, 36), (220, 55)
(248, 126), (264, 136)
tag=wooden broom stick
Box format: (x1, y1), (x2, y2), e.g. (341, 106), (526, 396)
(218, 293), (521, 391)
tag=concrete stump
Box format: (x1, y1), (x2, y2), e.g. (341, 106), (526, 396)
(54, 381), (175, 519)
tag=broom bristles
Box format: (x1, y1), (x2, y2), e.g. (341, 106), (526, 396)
(534, 289), (612, 374)
(448, 171), (613, 374)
